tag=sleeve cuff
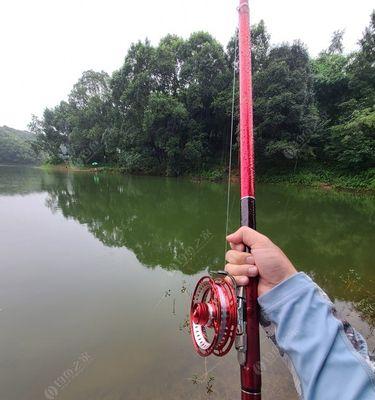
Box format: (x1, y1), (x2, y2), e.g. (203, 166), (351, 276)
(258, 272), (314, 313)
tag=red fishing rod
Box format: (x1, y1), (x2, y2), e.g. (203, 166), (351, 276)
(190, 0), (261, 399)
(238, 0), (261, 398)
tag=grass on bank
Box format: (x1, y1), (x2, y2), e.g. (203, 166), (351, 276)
(192, 163), (375, 192)
(257, 165), (375, 192)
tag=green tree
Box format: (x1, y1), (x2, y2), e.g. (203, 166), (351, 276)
(251, 20), (271, 72)
(68, 70), (112, 164)
(111, 40), (157, 172)
(179, 32), (231, 168)
(31, 70), (111, 164)
(143, 93), (189, 175)
(254, 41), (319, 162)
(312, 53), (350, 123)
(328, 30), (345, 55)
(348, 11), (375, 107)
(29, 102), (71, 163)
(328, 107), (375, 169)
(323, 12), (375, 169)
(154, 34), (184, 95)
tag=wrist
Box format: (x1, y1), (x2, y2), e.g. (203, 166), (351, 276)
(259, 267), (298, 297)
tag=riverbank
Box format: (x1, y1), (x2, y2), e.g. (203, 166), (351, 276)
(256, 166), (375, 193)
(40, 163), (375, 193)
(39, 163), (108, 173)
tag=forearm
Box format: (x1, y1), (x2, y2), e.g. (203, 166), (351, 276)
(258, 272), (375, 400)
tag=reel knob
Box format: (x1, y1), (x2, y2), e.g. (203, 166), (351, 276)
(192, 302), (216, 326)
(190, 275), (237, 357)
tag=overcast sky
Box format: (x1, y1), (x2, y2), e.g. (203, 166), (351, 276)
(1, 0), (373, 131)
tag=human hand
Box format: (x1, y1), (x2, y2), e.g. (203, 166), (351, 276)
(225, 226), (297, 297)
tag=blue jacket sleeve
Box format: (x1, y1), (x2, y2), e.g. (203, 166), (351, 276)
(258, 272), (375, 400)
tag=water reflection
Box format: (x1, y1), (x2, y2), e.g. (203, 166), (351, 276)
(1, 165), (374, 297)
(46, 171), (375, 333)
(46, 173), (228, 275)
(2, 166), (374, 328)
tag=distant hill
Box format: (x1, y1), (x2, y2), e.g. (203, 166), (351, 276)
(0, 126), (41, 164)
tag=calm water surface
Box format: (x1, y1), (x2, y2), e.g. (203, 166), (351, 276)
(0, 165), (374, 400)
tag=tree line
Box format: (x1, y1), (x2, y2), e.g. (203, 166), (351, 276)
(30, 12), (375, 176)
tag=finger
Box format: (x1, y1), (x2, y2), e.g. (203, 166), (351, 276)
(224, 275), (249, 286)
(226, 226), (269, 247)
(230, 242), (245, 252)
(225, 263), (258, 277)
(226, 250), (254, 265)
(234, 275), (250, 286)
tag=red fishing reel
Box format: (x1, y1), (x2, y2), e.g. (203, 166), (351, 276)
(190, 273), (238, 357)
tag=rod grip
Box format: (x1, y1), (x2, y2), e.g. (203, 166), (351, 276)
(240, 196), (261, 396)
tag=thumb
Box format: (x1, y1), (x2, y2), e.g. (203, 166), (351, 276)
(226, 226), (268, 248)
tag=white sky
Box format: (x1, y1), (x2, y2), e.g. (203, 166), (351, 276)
(0, 0), (373, 131)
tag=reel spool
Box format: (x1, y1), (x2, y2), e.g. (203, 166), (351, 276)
(190, 274), (237, 357)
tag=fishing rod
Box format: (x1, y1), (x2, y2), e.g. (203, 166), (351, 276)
(190, 1), (261, 399)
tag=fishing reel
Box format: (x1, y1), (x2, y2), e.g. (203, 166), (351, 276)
(190, 272), (246, 361)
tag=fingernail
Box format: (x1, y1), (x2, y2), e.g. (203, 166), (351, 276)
(245, 256), (253, 264)
(248, 266), (257, 274)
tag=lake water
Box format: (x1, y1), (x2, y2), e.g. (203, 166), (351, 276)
(0, 165), (374, 400)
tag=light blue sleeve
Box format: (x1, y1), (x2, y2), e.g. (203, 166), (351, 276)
(258, 272), (375, 400)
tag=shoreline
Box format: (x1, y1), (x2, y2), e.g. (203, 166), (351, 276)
(39, 163), (375, 194)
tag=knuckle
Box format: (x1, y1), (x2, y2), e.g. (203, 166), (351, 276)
(225, 250), (236, 262)
(239, 226), (248, 234)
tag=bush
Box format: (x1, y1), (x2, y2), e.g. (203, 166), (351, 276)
(327, 107), (375, 170)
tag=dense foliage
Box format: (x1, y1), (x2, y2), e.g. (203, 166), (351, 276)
(30, 12), (375, 175)
(0, 126), (41, 164)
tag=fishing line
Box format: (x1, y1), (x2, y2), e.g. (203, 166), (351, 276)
(224, 35), (238, 257)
